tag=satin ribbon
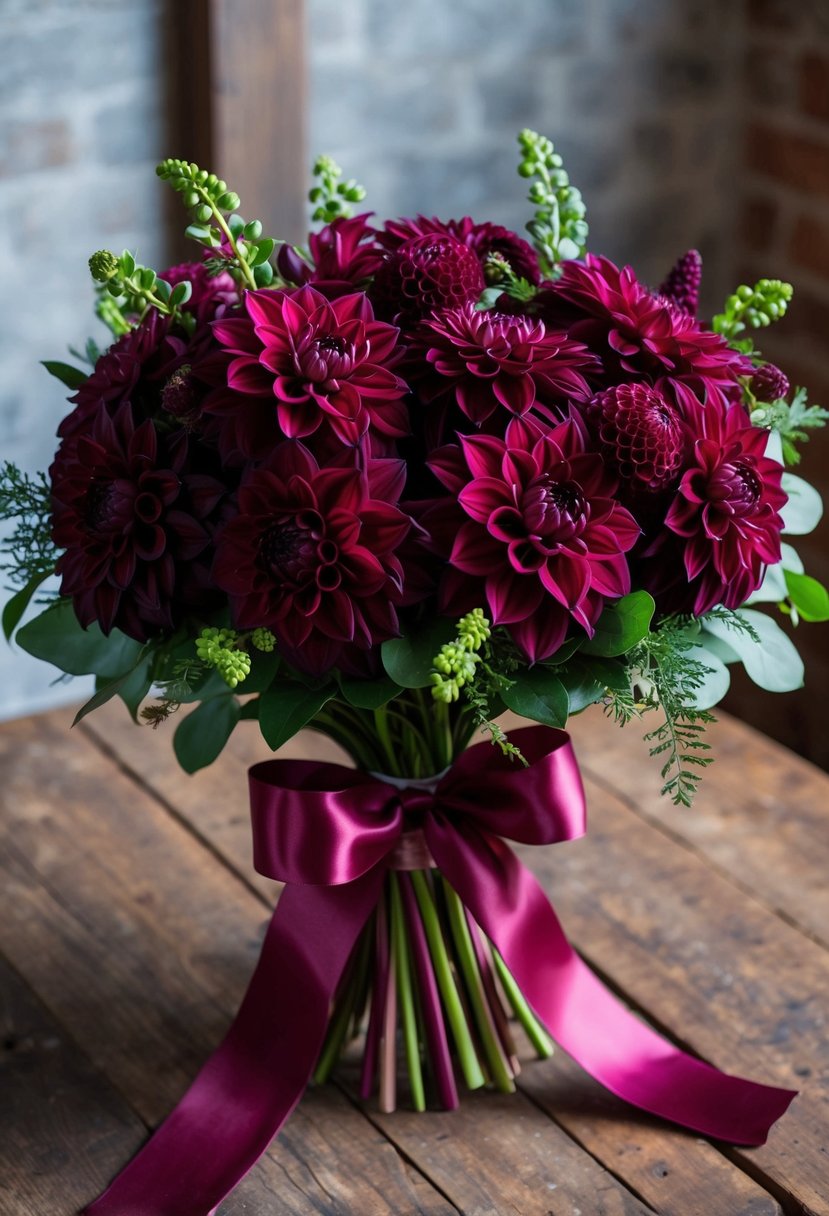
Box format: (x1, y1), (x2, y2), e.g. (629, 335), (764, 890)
(87, 726), (795, 1216)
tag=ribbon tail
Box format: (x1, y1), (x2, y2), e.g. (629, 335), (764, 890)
(85, 872), (383, 1216)
(429, 825), (796, 1147)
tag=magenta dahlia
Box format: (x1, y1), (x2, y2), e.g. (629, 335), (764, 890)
(429, 416), (640, 661)
(418, 303), (595, 426)
(208, 285), (409, 458)
(587, 383), (687, 491)
(51, 405), (224, 640)
(162, 260), (238, 324)
(381, 215), (541, 285)
(641, 402), (787, 615)
(212, 443), (411, 675)
(550, 254), (751, 413)
(276, 213), (384, 298)
(657, 250), (702, 317)
(370, 233), (485, 325)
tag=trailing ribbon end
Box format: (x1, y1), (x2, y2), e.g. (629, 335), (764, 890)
(85, 727), (796, 1216)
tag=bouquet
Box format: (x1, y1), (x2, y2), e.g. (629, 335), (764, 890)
(2, 130), (826, 1215)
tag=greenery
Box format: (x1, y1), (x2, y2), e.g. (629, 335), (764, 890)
(0, 464), (58, 637)
(308, 155), (367, 224)
(750, 386), (829, 466)
(712, 278), (793, 339)
(517, 128), (588, 274)
(89, 248), (196, 334)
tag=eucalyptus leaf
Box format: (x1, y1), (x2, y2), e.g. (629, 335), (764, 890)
(746, 560), (787, 605)
(581, 591), (655, 657)
(17, 599), (144, 678)
(780, 473), (823, 536)
(685, 644), (731, 710)
(781, 542), (804, 574)
(702, 609), (804, 692)
(501, 666), (569, 727)
(381, 619), (457, 688)
(174, 696), (240, 773)
(258, 683), (334, 751)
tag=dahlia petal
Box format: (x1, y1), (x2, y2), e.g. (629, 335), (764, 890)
(508, 606), (570, 663)
(459, 433), (506, 479)
(539, 556), (591, 609)
(457, 477), (511, 523)
(587, 554), (631, 599)
(276, 397), (321, 439)
(451, 522), (503, 576)
(485, 569), (544, 625)
(492, 372), (536, 416)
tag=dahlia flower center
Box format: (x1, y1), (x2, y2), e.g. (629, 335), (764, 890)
(258, 510), (340, 588)
(708, 461), (762, 516)
(161, 365), (197, 419)
(84, 479), (121, 533)
(297, 333), (355, 382)
(522, 476), (588, 541)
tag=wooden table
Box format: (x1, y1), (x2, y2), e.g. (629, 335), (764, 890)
(3, 702), (829, 1216)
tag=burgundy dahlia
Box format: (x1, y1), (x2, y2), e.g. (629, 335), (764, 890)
(551, 254), (751, 413)
(657, 250), (702, 317)
(208, 285), (409, 457)
(419, 303), (595, 425)
(641, 402), (787, 615)
(212, 443), (411, 675)
(587, 383), (687, 491)
(750, 362), (790, 403)
(381, 215), (540, 285)
(162, 260), (238, 325)
(50, 405), (224, 640)
(429, 416), (640, 661)
(370, 233), (485, 326)
(276, 213), (384, 298)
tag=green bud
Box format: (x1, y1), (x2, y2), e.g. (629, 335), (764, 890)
(251, 627), (276, 653)
(88, 250), (119, 282)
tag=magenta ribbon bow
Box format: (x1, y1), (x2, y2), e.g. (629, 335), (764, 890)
(87, 727), (795, 1216)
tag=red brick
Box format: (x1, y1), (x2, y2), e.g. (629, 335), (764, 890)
(799, 52), (829, 123)
(740, 196), (779, 252)
(745, 122), (829, 197)
(789, 213), (829, 279)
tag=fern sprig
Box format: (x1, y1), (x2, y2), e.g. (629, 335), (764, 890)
(0, 462), (57, 587)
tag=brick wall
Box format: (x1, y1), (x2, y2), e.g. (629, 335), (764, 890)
(722, 0), (829, 767)
(0, 0), (170, 718)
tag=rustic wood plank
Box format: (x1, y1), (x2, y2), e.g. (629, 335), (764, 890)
(82, 703), (789, 1215)
(0, 713), (453, 1215)
(0, 955), (147, 1216)
(517, 772), (829, 1216)
(568, 706), (829, 948)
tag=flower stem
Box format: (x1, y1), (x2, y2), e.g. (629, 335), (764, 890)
(491, 946), (554, 1058)
(410, 870), (485, 1091)
(389, 873), (425, 1111)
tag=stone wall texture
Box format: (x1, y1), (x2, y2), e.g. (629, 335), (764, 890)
(2, 0), (827, 765)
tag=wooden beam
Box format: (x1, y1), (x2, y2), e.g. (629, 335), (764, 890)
(167, 0), (307, 253)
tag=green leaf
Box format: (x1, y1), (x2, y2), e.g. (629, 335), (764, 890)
(239, 698), (260, 720)
(784, 571), (829, 622)
(381, 619), (457, 688)
(541, 636), (581, 665)
(2, 570), (51, 641)
(174, 696), (240, 773)
(72, 657), (151, 726)
(258, 683), (334, 751)
(241, 648), (280, 694)
(501, 666), (569, 727)
(780, 473), (823, 536)
(702, 609), (804, 692)
(16, 599), (144, 678)
(558, 657), (628, 714)
(169, 280), (192, 307)
(685, 644), (731, 710)
(41, 360), (88, 389)
(580, 591), (655, 657)
(249, 238), (275, 266)
(339, 675), (401, 709)
(116, 659), (154, 720)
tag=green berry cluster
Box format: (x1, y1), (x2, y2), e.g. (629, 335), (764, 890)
(156, 159), (275, 290)
(88, 249), (194, 334)
(430, 609), (492, 703)
(251, 627), (276, 653)
(309, 155), (367, 224)
(195, 627), (251, 689)
(713, 279), (793, 340)
(517, 129), (588, 274)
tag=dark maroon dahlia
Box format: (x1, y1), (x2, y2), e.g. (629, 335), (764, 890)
(418, 303), (595, 426)
(276, 213), (384, 298)
(750, 362), (790, 403)
(587, 383), (687, 491)
(640, 401), (787, 616)
(428, 416), (640, 661)
(59, 310), (189, 439)
(657, 250), (702, 317)
(370, 233), (485, 326)
(381, 215), (540, 285)
(50, 405), (224, 640)
(208, 285), (409, 458)
(550, 254), (751, 413)
(212, 443), (411, 675)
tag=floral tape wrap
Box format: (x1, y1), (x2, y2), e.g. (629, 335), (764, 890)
(86, 726), (796, 1216)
